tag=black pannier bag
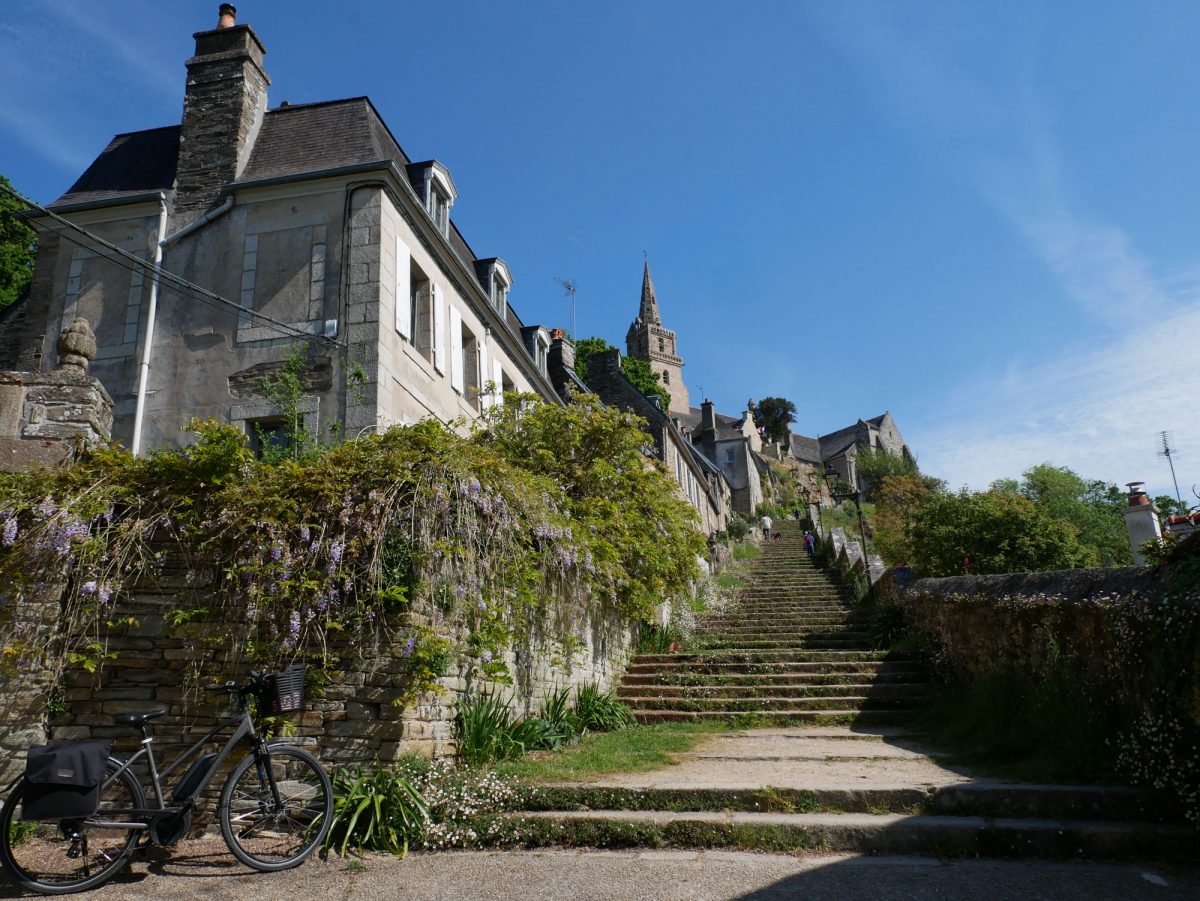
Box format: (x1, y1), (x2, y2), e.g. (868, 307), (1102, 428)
(21, 740), (113, 822)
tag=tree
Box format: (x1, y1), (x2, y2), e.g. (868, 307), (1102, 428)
(1155, 495), (1192, 517)
(909, 488), (1098, 577)
(871, 473), (939, 565)
(992, 464), (1131, 566)
(574, 336), (670, 410)
(750, 397), (796, 445)
(0, 175), (37, 311)
(855, 445), (928, 499)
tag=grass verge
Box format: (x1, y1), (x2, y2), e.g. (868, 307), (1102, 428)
(493, 722), (726, 782)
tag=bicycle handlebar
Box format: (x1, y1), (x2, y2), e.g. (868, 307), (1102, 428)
(202, 672), (266, 694)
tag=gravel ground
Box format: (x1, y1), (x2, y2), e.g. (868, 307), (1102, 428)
(2, 838), (1196, 900)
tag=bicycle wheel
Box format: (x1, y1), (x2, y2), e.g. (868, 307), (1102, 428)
(0, 757), (146, 895)
(218, 744), (332, 871)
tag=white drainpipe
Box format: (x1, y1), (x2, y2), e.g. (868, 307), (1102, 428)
(130, 195), (234, 455)
(130, 198), (169, 457)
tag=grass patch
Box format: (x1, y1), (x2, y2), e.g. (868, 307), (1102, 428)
(493, 722), (726, 782)
(731, 543), (761, 562)
(715, 571), (747, 590)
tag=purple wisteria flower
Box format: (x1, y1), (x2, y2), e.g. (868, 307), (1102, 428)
(477, 599), (487, 612)
(401, 635), (417, 657)
(480, 651), (493, 665)
(270, 542), (285, 561)
(300, 526), (311, 542)
(80, 581), (98, 595)
(329, 540), (344, 565)
(34, 498), (56, 519)
(98, 587), (113, 605)
(2, 518), (17, 546)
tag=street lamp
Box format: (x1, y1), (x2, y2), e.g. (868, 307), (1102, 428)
(823, 463), (870, 557)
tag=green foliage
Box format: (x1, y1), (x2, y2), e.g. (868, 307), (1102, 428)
(573, 336), (670, 410)
(749, 397), (796, 445)
(870, 473), (938, 565)
(572, 683), (635, 731)
(256, 346), (319, 461)
(908, 489), (1098, 577)
(456, 691), (527, 767)
(855, 445), (921, 499)
(476, 393), (705, 621)
(994, 463), (1132, 566)
(0, 175), (37, 310)
(867, 603), (908, 650)
(325, 764), (429, 857)
(725, 513), (749, 541)
(1154, 495), (1192, 517)
(636, 621), (687, 654)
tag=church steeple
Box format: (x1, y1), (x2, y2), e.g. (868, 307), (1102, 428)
(625, 260), (689, 415)
(638, 260), (662, 325)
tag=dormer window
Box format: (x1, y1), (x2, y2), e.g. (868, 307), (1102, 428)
(483, 259), (513, 315)
(491, 276), (508, 311)
(412, 161), (458, 238)
(430, 182), (450, 235)
(536, 336), (549, 374)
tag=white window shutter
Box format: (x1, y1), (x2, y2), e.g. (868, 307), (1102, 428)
(478, 341), (490, 408)
(433, 283), (446, 373)
(449, 306), (464, 392)
(394, 236), (411, 339)
(492, 359), (503, 404)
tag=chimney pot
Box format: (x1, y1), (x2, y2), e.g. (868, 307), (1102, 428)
(218, 4), (237, 28)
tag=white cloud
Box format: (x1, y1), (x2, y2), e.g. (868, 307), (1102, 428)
(913, 302), (1200, 498)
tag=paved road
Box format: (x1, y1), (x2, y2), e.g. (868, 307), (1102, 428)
(3, 840), (1196, 900)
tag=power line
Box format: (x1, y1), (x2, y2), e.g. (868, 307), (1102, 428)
(0, 183), (343, 347)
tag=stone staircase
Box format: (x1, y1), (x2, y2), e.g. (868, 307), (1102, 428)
(619, 521), (931, 723)
(503, 524), (1198, 863)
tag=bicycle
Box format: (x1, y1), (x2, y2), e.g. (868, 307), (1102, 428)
(0, 667), (333, 895)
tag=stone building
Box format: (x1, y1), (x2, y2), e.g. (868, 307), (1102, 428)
(803, 412), (913, 493)
(0, 6), (562, 453)
(684, 399), (767, 517)
(625, 262), (688, 416)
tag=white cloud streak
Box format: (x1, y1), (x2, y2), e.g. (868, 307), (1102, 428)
(807, 2), (1200, 496)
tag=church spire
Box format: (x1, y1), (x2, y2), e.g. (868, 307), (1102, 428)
(639, 260), (661, 325)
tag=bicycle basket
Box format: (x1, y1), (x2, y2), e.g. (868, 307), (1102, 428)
(260, 664), (306, 716)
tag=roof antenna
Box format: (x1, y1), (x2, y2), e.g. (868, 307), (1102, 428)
(554, 277), (577, 338)
(1159, 431), (1183, 505)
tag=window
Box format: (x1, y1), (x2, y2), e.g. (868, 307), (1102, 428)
(536, 337), (548, 375)
(662, 370), (670, 384)
(725, 448), (735, 464)
(658, 337), (664, 352)
(430, 183), (450, 236)
(248, 418), (291, 458)
(491, 275), (508, 312)
(460, 322), (480, 407)
(411, 263), (433, 361)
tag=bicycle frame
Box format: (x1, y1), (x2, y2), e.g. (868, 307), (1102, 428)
(87, 708), (279, 830)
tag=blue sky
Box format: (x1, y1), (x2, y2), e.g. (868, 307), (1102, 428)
(2, 0), (1197, 499)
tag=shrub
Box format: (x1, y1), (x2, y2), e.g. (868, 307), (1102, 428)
(456, 691), (525, 766)
(726, 514), (749, 541)
(573, 682), (635, 732)
(325, 764), (429, 857)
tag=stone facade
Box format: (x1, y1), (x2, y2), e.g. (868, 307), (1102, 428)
(0, 556), (636, 782)
(0, 7), (563, 455)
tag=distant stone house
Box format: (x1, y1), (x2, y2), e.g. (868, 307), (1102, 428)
(682, 400), (767, 518)
(0, 6), (562, 453)
(806, 412), (913, 494)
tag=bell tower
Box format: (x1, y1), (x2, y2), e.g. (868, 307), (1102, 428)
(625, 261), (688, 414)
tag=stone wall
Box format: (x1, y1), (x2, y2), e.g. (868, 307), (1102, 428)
(0, 558), (636, 782)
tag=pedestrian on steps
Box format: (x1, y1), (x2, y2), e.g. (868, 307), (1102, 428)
(760, 513), (773, 541)
(804, 530), (816, 557)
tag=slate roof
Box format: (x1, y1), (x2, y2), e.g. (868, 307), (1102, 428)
(52, 126), (181, 208)
(789, 433), (822, 464)
(50, 97), (522, 326)
(681, 405), (742, 440)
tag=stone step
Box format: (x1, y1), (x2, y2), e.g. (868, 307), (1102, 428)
(625, 661), (925, 678)
(508, 809), (1198, 861)
(633, 650), (915, 664)
(618, 682), (933, 699)
(622, 668), (929, 685)
(631, 709), (912, 725)
(697, 640), (875, 651)
(620, 695), (925, 713)
(520, 783), (1183, 823)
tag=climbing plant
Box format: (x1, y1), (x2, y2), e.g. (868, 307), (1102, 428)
(0, 394), (703, 705)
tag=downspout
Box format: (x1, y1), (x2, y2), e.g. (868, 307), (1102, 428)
(130, 197), (169, 457)
(130, 195), (234, 455)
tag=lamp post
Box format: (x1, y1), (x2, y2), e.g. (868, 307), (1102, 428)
(824, 464), (869, 557)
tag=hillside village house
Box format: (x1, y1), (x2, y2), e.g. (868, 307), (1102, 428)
(0, 5), (561, 455)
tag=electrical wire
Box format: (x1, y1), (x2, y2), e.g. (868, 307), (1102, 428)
(0, 183), (344, 347)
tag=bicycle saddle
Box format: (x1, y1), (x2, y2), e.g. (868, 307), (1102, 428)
(114, 709), (167, 726)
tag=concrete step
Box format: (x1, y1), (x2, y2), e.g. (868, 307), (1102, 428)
(620, 695), (925, 713)
(509, 809), (1199, 861)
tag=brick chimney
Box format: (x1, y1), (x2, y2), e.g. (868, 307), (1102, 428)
(175, 4), (269, 217)
(699, 398), (717, 434)
(1122, 481), (1162, 565)
(546, 329), (578, 401)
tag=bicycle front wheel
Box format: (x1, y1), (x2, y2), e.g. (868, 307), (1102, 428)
(0, 756), (146, 895)
(218, 744), (332, 871)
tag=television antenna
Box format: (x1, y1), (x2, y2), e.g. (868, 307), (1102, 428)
(554, 277), (577, 337)
(1159, 431), (1183, 505)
